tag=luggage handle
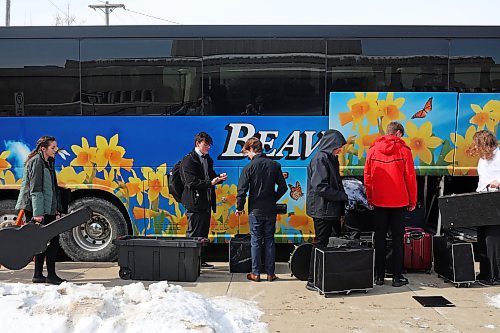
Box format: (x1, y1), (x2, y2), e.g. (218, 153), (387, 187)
(409, 231), (424, 240)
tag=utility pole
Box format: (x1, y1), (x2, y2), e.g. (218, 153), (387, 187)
(6, 0), (10, 26)
(88, 1), (125, 26)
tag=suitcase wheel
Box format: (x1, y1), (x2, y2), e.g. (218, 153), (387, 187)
(119, 267), (131, 280)
(455, 283), (471, 288)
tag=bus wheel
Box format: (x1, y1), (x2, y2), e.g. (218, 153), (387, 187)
(0, 199), (18, 229)
(60, 197), (128, 262)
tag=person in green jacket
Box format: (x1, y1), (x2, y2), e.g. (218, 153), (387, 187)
(16, 135), (65, 285)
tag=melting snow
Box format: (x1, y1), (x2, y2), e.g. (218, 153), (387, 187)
(0, 281), (267, 333)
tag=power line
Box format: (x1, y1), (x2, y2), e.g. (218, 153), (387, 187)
(124, 8), (180, 25)
(46, 0), (66, 16)
(95, 0), (180, 25)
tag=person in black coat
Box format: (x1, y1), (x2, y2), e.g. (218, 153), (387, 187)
(305, 129), (348, 291)
(236, 137), (287, 282)
(181, 132), (227, 269)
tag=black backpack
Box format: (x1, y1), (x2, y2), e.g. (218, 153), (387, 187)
(168, 159), (185, 203)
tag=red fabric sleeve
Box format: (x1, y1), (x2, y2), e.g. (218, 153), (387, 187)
(364, 151), (373, 206)
(403, 148), (417, 207)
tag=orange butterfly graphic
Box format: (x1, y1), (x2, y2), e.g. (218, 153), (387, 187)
(288, 181), (304, 200)
(411, 97), (433, 119)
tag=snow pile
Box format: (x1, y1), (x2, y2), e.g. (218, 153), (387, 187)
(488, 293), (500, 309)
(0, 281), (268, 333)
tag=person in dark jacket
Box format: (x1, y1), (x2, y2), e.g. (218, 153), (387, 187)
(16, 135), (65, 285)
(364, 121), (417, 287)
(305, 129), (348, 291)
(181, 132), (227, 268)
(236, 137), (287, 282)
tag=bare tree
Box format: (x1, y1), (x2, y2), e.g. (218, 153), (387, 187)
(54, 2), (85, 26)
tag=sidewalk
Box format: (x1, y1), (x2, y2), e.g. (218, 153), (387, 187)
(1, 262), (499, 332)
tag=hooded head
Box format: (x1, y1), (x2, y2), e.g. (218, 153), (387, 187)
(317, 129), (347, 155)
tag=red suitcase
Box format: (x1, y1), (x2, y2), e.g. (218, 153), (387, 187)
(403, 227), (432, 272)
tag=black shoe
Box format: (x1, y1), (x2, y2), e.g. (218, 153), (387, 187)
(392, 276), (409, 287)
(32, 276), (46, 284)
(478, 279), (500, 286)
(305, 281), (316, 291)
(375, 275), (385, 286)
(46, 275), (67, 285)
(201, 262), (214, 269)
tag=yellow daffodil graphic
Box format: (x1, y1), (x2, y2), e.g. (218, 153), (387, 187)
(338, 135), (356, 166)
(403, 121), (443, 165)
(339, 92), (380, 130)
(57, 166), (87, 186)
(121, 171), (144, 206)
(141, 163), (171, 204)
(95, 134), (134, 172)
(377, 92), (406, 131)
(469, 103), (496, 131)
(289, 205), (314, 238)
(0, 151), (12, 172)
(0, 170), (20, 186)
(354, 125), (380, 159)
(92, 169), (119, 190)
(71, 137), (97, 176)
(444, 125), (479, 176)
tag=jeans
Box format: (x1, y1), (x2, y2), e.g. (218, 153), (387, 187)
(248, 213), (276, 275)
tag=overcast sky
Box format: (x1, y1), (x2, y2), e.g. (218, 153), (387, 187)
(0, 0), (499, 26)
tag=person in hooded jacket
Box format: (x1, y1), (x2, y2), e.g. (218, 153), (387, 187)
(16, 136), (65, 285)
(364, 121), (417, 287)
(305, 129), (348, 291)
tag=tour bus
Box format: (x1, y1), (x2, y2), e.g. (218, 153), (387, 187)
(0, 26), (498, 261)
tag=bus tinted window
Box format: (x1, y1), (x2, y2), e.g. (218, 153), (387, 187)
(0, 39), (80, 116)
(202, 39), (326, 116)
(327, 38), (449, 93)
(450, 39), (500, 92)
(80, 38), (202, 116)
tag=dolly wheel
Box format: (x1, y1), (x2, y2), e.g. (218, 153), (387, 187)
(119, 267), (131, 280)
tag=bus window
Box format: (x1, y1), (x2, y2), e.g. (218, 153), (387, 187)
(80, 38), (202, 116)
(0, 39), (80, 116)
(327, 38), (449, 97)
(202, 39), (326, 116)
(450, 39), (500, 92)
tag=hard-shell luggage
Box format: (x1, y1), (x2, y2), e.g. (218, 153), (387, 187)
(403, 227), (432, 272)
(433, 235), (476, 287)
(229, 234), (265, 273)
(438, 191), (500, 228)
(314, 246), (374, 296)
(113, 236), (204, 282)
(229, 234), (252, 273)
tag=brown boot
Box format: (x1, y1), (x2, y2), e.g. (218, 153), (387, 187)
(246, 273), (261, 282)
(267, 274), (278, 282)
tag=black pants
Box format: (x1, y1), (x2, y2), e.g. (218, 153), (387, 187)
(477, 225), (500, 280)
(24, 211), (59, 278)
(307, 217), (340, 283)
(186, 210), (211, 262)
(374, 207), (405, 278)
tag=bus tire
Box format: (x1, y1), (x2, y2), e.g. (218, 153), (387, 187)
(60, 197), (128, 262)
(0, 199), (18, 229)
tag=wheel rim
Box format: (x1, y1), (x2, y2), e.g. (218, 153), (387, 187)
(0, 212), (17, 229)
(72, 212), (112, 252)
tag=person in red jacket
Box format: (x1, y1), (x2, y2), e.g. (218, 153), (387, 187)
(364, 121), (417, 287)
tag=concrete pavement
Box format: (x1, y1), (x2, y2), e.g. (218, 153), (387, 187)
(1, 262), (499, 332)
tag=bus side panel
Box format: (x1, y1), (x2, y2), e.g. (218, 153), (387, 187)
(0, 116), (327, 243)
(328, 92), (458, 176)
(454, 93), (500, 176)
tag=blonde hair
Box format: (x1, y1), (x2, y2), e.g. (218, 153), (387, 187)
(471, 130), (498, 160)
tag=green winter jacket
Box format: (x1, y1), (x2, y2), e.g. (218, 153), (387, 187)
(16, 152), (61, 217)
